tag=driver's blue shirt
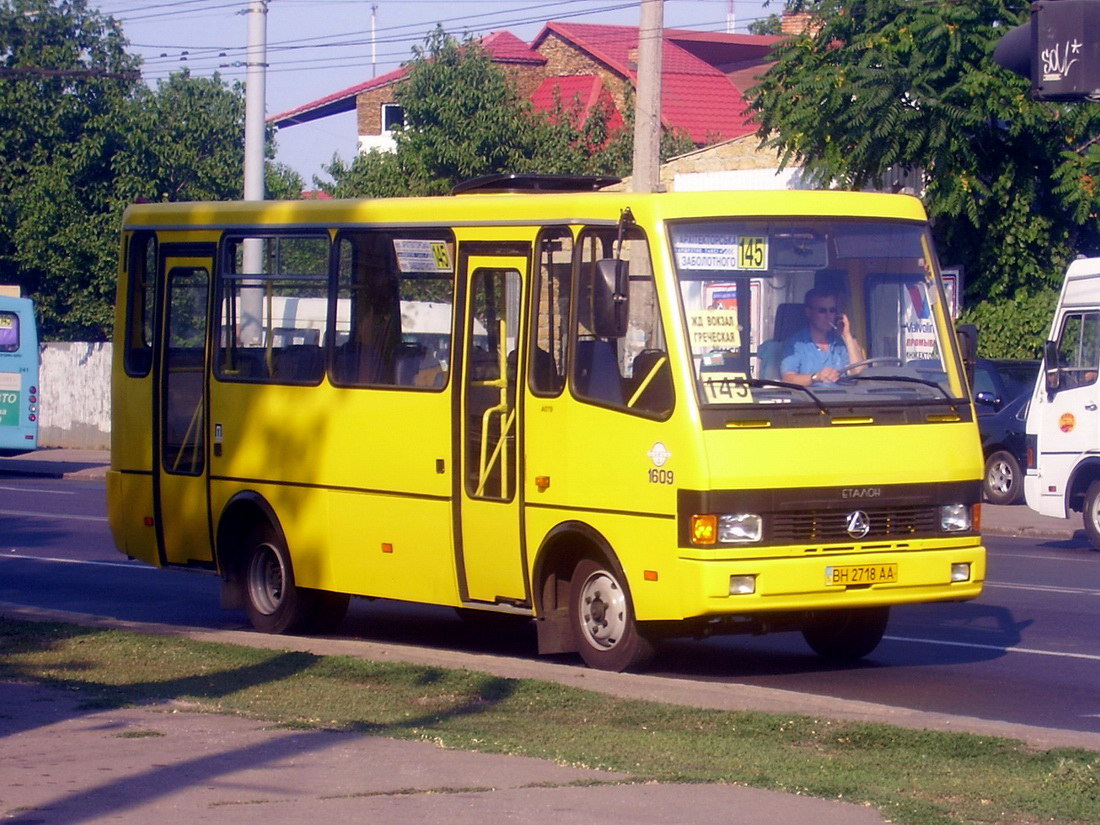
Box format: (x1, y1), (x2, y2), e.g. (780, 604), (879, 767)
(780, 327), (850, 381)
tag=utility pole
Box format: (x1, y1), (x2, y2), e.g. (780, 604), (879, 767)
(371, 4), (378, 78)
(241, 0), (268, 344)
(243, 0), (267, 205)
(631, 0), (663, 193)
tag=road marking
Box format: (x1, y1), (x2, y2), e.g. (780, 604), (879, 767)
(0, 508), (108, 523)
(0, 485), (76, 495)
(1, 553), (151, 570)
(885, 635), (1100, 662)
(995, 551), (1098, 563)
(985, 581), (1100, 597)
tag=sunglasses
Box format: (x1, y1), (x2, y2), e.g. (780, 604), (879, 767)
(812, 306), (839, 314)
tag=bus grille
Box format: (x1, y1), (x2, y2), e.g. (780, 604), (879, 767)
(767, 506), (940, 544)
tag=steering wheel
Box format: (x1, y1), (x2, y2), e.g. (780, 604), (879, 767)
(838, 357), (904, 376)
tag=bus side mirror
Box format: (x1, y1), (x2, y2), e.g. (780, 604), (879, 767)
(593, 259), (629, 338)
(955, 323), (978, 386)
(1043, 339), (1063, 394)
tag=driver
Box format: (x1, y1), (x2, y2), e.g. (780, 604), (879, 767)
(780, 287), (866, 386)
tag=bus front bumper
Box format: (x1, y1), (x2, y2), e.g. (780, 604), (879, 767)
(642, 543), (986, 621)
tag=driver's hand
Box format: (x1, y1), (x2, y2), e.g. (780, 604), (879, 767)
(817, 366), (840, 384)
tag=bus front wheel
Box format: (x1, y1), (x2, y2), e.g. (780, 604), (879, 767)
(801, 606), (889, 662)
(244, 523), (319, 635)
(569, 558), (654, 672)
(1083, 481), (1100, 550)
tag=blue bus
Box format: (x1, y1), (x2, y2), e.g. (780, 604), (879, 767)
(0, 293), (39, 452)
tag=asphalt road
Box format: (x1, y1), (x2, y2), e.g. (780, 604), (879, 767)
(1, 475), (1098, 740)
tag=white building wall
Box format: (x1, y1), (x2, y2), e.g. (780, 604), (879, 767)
(38, 342), (111, 450)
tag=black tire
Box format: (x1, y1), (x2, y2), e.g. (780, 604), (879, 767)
(243, 523), (318, 634)
(1083, 481), (1100, 550)
(802, 606), (889, 662)
(984, 450), (1023, 505)
(568, 558), (654, 672)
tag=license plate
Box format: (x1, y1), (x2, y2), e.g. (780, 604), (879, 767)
(825, 563), (898, 586)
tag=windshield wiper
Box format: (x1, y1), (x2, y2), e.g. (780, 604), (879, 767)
(846, 374), (958, 406)
(703, 376), (830, 414)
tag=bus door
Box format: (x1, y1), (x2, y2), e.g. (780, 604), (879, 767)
(456, 247), (531, 605)
(154, 244), (216, 566)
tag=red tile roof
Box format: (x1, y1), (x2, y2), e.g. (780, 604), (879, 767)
(531, 22), (776, 143)
(270, 65), (405, 126)
(270, 32), (543, 127)
(272, 21), (780, 143)
(530, 74), (625, 134)
(480, 30), (547, 65)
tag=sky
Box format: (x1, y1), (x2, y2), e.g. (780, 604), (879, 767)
(93, 0), (773, 185)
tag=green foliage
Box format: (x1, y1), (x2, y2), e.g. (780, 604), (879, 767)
(960, 288), (1059, 358)
(749, 0), (1100, 357)
(0, 1), (300, 339)
(748, 14), (784, 35)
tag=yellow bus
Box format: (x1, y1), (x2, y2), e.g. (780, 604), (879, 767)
(108, 176), (985, 671)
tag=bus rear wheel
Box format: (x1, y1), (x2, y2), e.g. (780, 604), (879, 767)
(569, 558), (654, 672)
(801, 606), (889, 662)
(244, 523), (327, 635)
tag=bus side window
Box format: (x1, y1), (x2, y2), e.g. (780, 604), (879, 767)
(571, 228), (672, 417)
(530, 228), (572, 396)
(124, 232), (157, 377)
(332, 230), (454, 390)
(216, 234), (330, 386)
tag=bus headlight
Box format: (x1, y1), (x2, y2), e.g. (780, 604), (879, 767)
(718, 513), (763, 543)
(939, 504), (971, 532)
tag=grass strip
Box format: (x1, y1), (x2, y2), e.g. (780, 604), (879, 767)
(0, 617), (1096, 825)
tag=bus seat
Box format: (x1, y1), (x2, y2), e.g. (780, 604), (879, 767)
(274, 345), (324, 382)
(758, 302), (803, 380)
(394, 342), (426, 385)
(333, 342), (384, 385)
(574, 338), (623, 405)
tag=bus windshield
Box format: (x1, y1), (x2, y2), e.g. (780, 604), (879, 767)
(670, 218), (961, 409)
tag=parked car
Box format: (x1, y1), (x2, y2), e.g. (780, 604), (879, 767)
(974, 358), (1039, 505)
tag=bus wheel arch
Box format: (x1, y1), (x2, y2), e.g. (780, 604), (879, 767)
(216, 493), (348, 634)
(532, 522), (654, 672)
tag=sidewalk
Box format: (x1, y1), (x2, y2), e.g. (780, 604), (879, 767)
(0, 447), (1085, 540)
(0, 447), (111, 480)
(0, 677), (890, 825)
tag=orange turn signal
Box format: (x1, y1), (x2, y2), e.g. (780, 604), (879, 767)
(691, 514), (717, 545)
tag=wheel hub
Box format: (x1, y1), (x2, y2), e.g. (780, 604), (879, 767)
(580, 571), (627, 650)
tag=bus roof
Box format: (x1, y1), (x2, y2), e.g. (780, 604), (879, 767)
(121, 189), (928, 231)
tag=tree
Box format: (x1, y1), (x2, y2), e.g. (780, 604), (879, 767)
(749, 0), (1100, 358)
(0, 0), (138, 338)
(748, 14), (784, 35)
(321, 27), (695, 198)
(0, 1), (301, 339)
